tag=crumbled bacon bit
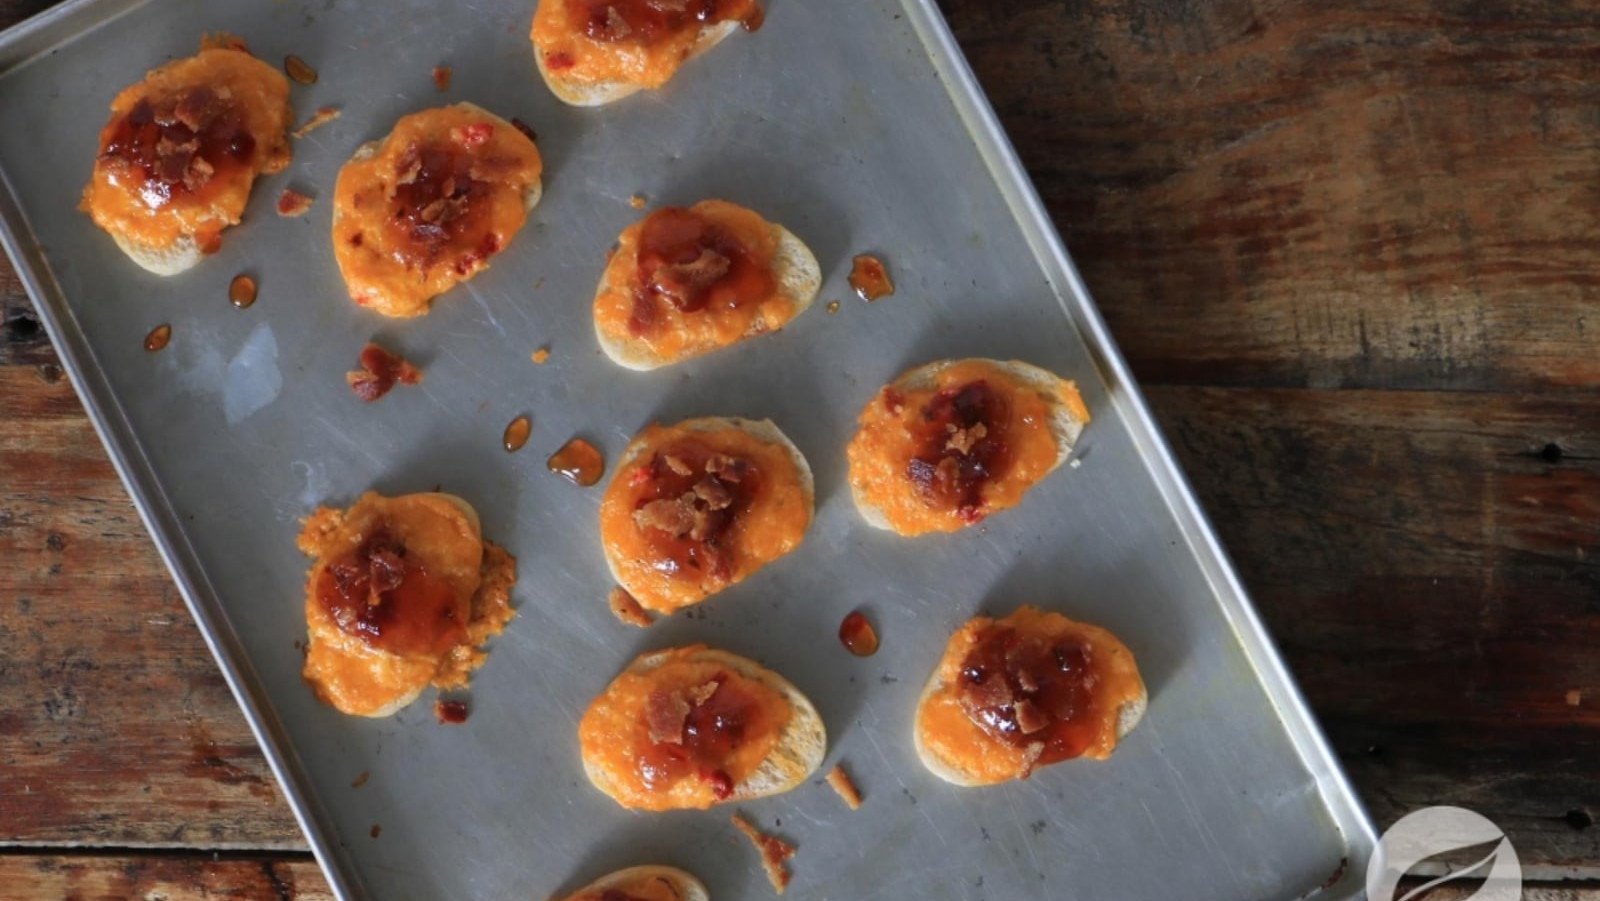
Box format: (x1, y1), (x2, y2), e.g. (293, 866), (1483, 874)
(454, 122), (494, 148)
(649, 247), (731, 311)
(182, 155), (214, 191)
(706, 454), (746, 482)
(825, 764), (862, 810)
(647, 689), (692, 744)
(347, 342), (424, 402)
(608, 587), (653, 628)
(1012, 698), (1050, 734)
(634, 495), (699, 536)
(659, 454), (692, 477)
(693, 477), (733, 509)
(686, 679), (720, 707)
(945, 422), (988, 456)
(283, 54), (318, 85)
(531, 347), (550, 365)
(276, 188), (313, 217)
(732, 814), (795, 894)
(431, 65), (453, 92)
(434, 699), (469, 724)
(1018, 741), (1045, 779)
(292, 106), (341, 138)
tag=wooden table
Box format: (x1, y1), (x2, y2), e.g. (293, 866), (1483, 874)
(2, 0), (1597, 897)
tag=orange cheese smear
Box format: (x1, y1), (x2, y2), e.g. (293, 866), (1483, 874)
(917, 607), (1144, 785)
(332, 104), (542, 318)
(297, 492), (516, 717)
(568, 874), (685, 901)
(846, 359), (1090, 536)
(599, 420), (810, 614)
(579, 646), (792, 810)
(81, 35), (292, 256)
(594, 200), (793, 365)
(532, 0), (761, 95)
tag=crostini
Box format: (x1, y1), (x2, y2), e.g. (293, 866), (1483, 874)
(915, 606), (1145, 786)
(558, 866), (709, 901)
(332, 103), (542, 318)
(846, 358), (1090, 536)
(297, 492), (517, 717)
(82, 35), (292, 275)
(599, 417), (812, 615)
(532, 0), (764, 106)
(594, 200), (819, 370)
(579, 645), (825, 810)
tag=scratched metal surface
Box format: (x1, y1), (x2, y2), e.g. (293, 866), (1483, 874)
(0, 0), (1374, 898)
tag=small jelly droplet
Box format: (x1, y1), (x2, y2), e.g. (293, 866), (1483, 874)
(849, 254), (895, 302)
(434, 699), (469, 724)
(229, 273), (257, 309)
(503, 415), (531, 453)
(548, 437), (604, 486)
(284, 54), (318, 84)
(144, 324), (171, 352)
(839, 610), (879, 657)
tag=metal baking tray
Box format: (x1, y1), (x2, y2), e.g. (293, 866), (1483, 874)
(0, 0), (1375, 898)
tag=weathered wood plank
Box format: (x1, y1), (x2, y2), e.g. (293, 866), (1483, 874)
(943, 0), (1600, 391)
(0, 855), (329, 901)
(1405, 885), (1600, 901)
(0, 368), (304, 849)
(1146, 385), (1600, 871)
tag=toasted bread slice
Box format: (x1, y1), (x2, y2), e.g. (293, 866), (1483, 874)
(600, 417), (814, 615)
(83, 37), (293, 275)
(580, 646), (826, 809)
(594, 201), (820, 370)
(299, 492), (515, 718)
(531, 0), (758, 107)
(559, 865), (709, 901)
(538, 20), (742, 107)
(331, 103), (542, 318)
(848, 358), (1089, 535)
(913, 607), (1145, 786)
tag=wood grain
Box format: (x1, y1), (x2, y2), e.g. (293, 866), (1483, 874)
(1148, 385), (1600, 871)
(943, 0), (1600, 392)
(0, 856), (329, 900)
(0, 368), (303, 849)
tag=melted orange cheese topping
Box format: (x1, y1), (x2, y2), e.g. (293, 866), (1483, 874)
(599, 421), (810, 614)
(594, 200), (793, 365)
(917, 607), (1144, 784)
(81, 36), (291, 255)
(331, 104), (542, 318)
(846, 360), (1089, 536)
(531, 0), (758, 94)
(569, 875), (684, 901)
(579, 647), (791, 810)
(297, 492), (516, 716)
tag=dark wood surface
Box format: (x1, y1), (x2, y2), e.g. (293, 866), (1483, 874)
(2, 0), (1597, 897)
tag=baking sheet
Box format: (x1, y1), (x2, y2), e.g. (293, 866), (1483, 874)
(0, 0), (1375, 899)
